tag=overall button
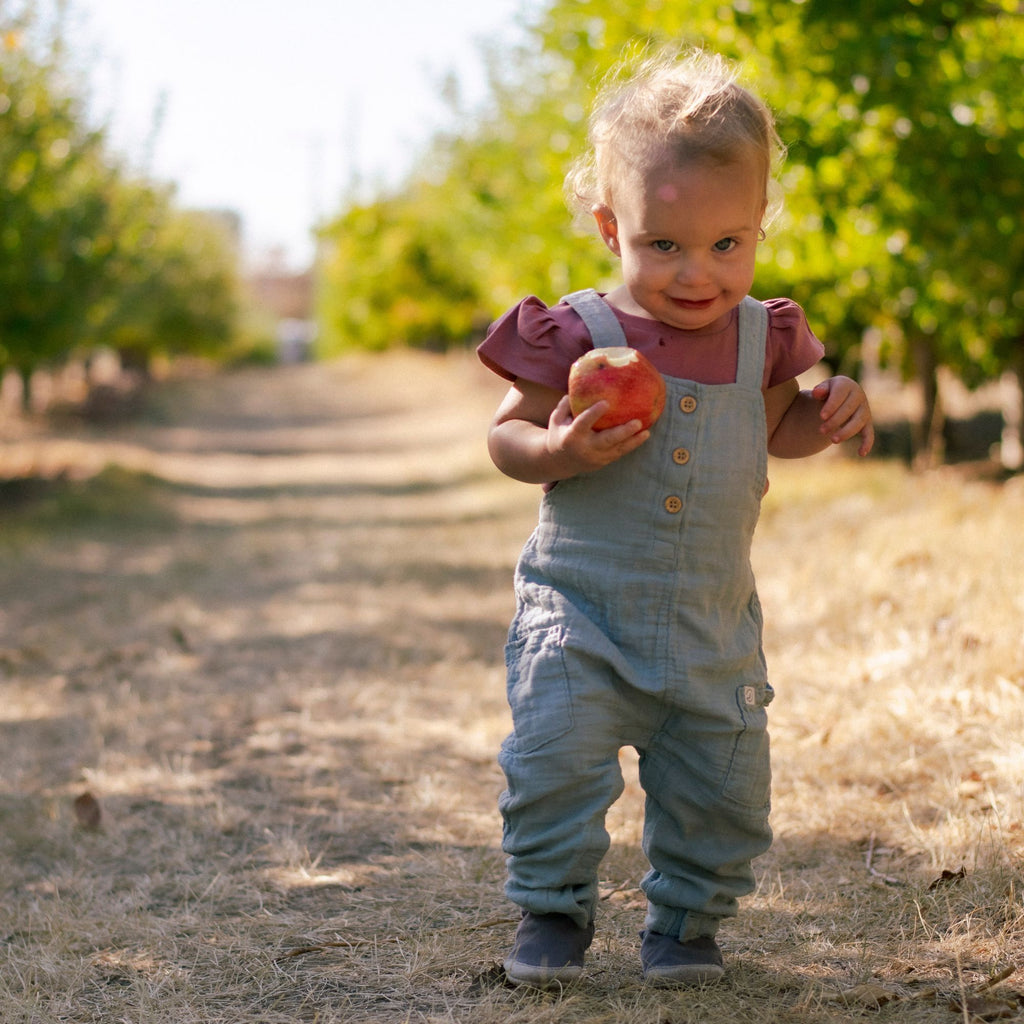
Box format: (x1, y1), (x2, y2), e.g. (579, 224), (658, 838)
(672, 447), (691, 465)
(664, 495), (682, 514)
(679, 396), (698, 413)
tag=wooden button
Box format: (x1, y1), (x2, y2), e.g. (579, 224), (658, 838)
(672, 447), (691, 465)
(664, 495), (682, 514)
(679, 396), (697, 413)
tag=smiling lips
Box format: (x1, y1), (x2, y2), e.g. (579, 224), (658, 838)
(670, 296), (716, 310)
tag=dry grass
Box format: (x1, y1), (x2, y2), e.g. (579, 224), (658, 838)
(0, 351), (1022, 1023)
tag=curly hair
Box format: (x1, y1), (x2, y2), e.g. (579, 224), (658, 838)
(566, 47), (785, 224)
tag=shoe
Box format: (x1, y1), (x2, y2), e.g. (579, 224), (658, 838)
(502, 912), (595, 988)
(640, 931), (724, 986)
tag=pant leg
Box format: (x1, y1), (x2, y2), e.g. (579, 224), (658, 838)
(638, 682), (774, 940)
(498, 624), (629, 930)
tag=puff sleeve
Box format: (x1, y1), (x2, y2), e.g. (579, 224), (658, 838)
(764, 298), (825, 388)
(477, 296), (592, 392)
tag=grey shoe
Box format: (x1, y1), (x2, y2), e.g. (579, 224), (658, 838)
(503, 912), (595, 988)
(640, 931), (724, 986)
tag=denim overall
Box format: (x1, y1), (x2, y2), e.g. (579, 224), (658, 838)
(498, 289), (775, 942)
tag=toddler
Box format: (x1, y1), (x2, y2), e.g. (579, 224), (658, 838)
(478, 48), (873, 988)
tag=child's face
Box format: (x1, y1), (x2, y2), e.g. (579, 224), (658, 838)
(594, 157), (766, 332)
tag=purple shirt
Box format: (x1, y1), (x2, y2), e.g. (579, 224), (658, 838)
(478, 294), (824, 392)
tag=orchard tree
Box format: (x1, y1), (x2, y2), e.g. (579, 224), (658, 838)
(775, 0), (1024, 461)
(1, 0), (245, 397)
(0, 13), (119, 387)
(318, 185), (483, 354)
(96, 181), (243, 372)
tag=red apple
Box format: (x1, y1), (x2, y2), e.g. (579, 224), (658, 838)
(568, 347), (666, 431)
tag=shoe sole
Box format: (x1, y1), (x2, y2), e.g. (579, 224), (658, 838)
(643, 963), (725, 987)
(503, 958), (583, 989)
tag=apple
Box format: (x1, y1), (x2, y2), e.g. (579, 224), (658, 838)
(568, 347), (666, 431)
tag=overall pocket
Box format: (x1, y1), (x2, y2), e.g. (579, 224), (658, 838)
(721, 681), (774, 811)
(504, 624), (575, 755)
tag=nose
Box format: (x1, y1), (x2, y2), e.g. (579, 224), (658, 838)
(674, 251), (711, 286)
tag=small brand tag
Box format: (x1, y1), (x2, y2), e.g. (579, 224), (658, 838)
(743, 686), (757, 707)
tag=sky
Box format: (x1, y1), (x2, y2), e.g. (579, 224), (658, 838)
(70, 0), (533, 271)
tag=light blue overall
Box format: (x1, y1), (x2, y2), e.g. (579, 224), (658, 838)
(498, 290), (775, 942)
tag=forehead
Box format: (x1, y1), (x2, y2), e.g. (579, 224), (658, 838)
(615, 158), (765, 223)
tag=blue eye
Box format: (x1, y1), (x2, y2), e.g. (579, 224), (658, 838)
(713, 237), (737, 252)
(653, 239), (676, 252)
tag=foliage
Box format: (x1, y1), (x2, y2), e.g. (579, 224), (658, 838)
(317, 185), (483, 354)
(0, 0), (243, 386)
(96, 188), (243, 369)
(771, 0), (1024, 390)
(0, 3), (116, 374)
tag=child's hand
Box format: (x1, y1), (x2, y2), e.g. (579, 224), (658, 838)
(812, 377), (875, 456)
(547, 395), (650, 474)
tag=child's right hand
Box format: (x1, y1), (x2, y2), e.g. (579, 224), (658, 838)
(546, 394), (651, 476)
(487, 380), (651, 485)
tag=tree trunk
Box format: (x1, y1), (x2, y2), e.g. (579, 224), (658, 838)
(911, 336), (944, 469)
(1001, 352), (1024, 472)
(1017, 354), (1024, 468)
(20, 366), (33, 415)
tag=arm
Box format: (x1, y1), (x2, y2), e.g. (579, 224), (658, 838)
(487, 378), (651, 484)
(766, 376), (875, 459)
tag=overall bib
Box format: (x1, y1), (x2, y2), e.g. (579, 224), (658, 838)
(498, 290), (774, 942)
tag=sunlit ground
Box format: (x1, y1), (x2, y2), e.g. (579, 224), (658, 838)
(0, 351), (1021, 1022)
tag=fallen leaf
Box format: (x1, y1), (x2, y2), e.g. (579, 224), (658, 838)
(73, 792), (102, 830)
(838, 982), (901, 1009)
(464, 963), (514, 995)
(977, 965), (1018, 993)
(928, 866), (967, 890)
(948, 994), (1019, 1020)
(170, 625), (191, 652)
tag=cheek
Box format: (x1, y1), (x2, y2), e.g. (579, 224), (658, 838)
(624, 253), (664, 284)
(726, 256), (757, 289)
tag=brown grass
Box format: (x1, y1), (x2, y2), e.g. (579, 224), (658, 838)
(0, 351), (1022, 1023)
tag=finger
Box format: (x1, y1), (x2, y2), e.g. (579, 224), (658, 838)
(568, 399), (611, 430)
(820, 394), (863, 438)
(811, 380), (832, 403)
(612, 427), (650, 454)
(550, 394), (578, 428)
(815, 381), (852, 422)
(594, 418), (645, 445)
(827, 408), (872, 447)
(857, 420), (876, 457)
(585, 421), (649, 465)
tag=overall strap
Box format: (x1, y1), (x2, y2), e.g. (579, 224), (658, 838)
(736, 296), (768, 390)
(561, 289), (629, 348)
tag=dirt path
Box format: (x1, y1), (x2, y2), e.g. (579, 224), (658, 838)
(0, 354), (526, 783)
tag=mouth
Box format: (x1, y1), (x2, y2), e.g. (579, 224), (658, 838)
(669, 296), (716, 311)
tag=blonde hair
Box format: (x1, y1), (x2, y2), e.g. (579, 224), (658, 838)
(567, 47), (785, 223)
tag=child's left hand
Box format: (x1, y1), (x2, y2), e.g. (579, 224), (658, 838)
(812, 377), (875, 456)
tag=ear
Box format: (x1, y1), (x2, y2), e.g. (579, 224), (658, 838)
(592, 204), (620, 256)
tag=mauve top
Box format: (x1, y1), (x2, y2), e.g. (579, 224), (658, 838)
(478, 294), (824, 392)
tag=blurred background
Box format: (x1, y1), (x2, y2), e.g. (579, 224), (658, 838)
(1, 0), (1022, 468)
